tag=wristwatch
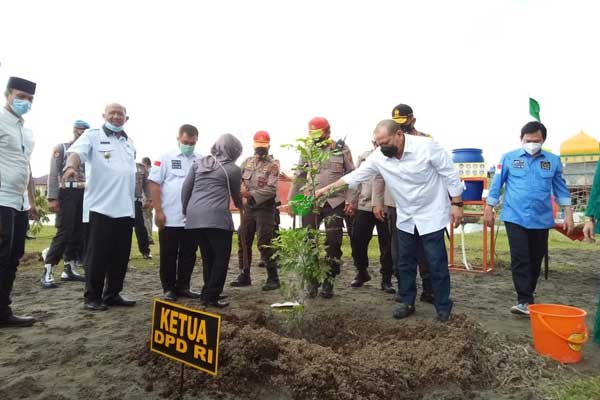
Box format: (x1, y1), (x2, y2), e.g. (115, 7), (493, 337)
(451, 201), (464, 208)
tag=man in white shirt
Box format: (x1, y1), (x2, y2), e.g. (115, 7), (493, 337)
(0, 76), (38, 328)
(63, 103), (137, 311)
(148, 124), (200, 301)
(316, 119), (463, 321)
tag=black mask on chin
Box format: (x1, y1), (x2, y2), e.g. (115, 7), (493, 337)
(255, 147), (269, 157)
(400, 124), (412, 133)
(380, 145), (398, 158)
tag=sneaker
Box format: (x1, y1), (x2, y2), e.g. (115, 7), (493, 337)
(142, 253), (153, 260)
(510, 303), (530, 315)
(40, 264), (58, 289)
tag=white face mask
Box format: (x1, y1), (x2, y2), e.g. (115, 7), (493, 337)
(523, 142), (542, 155)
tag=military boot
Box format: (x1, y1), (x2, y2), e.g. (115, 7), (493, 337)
(320, 279), (334, 299)
(262, 267), (280, 291)
(40, 264), (58, 289)
(350, 269), (371, 287)
(230, 270), (251, 287)
(61, 261), (86, 282)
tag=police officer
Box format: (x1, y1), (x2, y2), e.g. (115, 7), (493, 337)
(148, 124), (200, 301)
(134, 161), (152, 259)
(349, 145), (395, 294)
(484, 121), (573, 315)
(141, 157), (154, 244)
(288, 117), (355, 298)
(41, 120), (90, 288)
(63, 103), (137, 311)
(0, 76), (38, 328)
(231, 131), (281, 291)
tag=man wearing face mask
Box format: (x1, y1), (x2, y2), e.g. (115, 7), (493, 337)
(484, 121), (573, 315)
(315, 119), (463, 322)
(63, 103), (138, 311)
(231, 131), (281, 291)
(288, 117), (356, 299)
(148, 124), (200, 301)
(41, 120), (91, 288)
(0, 77), (38, 328)
(371, 104), (435, 303)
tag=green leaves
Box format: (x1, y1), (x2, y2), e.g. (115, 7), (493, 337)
(29, 189), (50, 235)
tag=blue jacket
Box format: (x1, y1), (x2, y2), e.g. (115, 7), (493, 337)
(487, 149), (571, 229)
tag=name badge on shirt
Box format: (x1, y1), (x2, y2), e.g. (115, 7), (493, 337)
(512, 159), (525, 169)
(540, 161), (551, 170)
(100, 141), (110, 144)
(171, 159), (182, 169)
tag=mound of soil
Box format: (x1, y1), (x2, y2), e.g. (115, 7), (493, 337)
(134, 310), (553, 400)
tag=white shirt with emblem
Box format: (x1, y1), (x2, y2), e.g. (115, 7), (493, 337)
(148, 149), (200, 227)
(0, 108), (34, 211)
(67, 127), (137, 223)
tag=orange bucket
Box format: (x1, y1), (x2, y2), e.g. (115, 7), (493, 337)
(528, 304), (588, 363)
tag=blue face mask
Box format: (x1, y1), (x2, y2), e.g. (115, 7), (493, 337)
(105, 121), (124, 133)
(180, 143), (195, 156)
(11, 99), (32, 116)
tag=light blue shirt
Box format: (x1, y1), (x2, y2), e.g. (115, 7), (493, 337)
(487, 149), (571, 229)
(67, 127), (137, 223)
(343, 134), (463, 235)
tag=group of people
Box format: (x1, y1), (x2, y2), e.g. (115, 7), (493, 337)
(0, 75), (597, 343)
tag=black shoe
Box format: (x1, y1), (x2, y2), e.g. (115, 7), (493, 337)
(61, 264), (86, 282)
(393, 303), (415, 319)
(262, 279), (280, 291)
(163, 290), (178, 301)
(0, 314), (36, 328)
(420, 292), (434, 304)
(230, 272), (251, 287)
(148, 239), (155, 245)
(257, 260), (267, 268)
(320, 280), (334, 299)
(142, 253), (153, 260)
(203, 299), (230, 308)
(306, 280), (319, 298)
(176, 289), (202, 299)
(380, 280), (396, 294)
(84, 301), (108, 311)
(350, 271), (371, 288)
(103, 295), (136, 307)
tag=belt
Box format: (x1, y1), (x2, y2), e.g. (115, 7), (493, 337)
(60, 181), (86, 189)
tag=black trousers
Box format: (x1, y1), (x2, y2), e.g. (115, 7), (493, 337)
(134, 201), (150, 255)
(351, 209), (394, 279)
(237, 207), (277, 270)
(386, 206), (432, 292)
(159, 227), (197, 292)
(301, 203), (345, 277)
(84, 212), (133, 303)
(0, 207), (28, 318)
(505, 221), (549, 304)
(45, 188), (84, 265)
(191, 228), (232, 301)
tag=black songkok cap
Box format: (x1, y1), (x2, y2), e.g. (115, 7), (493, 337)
(6, 77), (36, 95)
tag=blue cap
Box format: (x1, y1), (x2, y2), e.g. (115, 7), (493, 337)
(74, 120), (90, 129)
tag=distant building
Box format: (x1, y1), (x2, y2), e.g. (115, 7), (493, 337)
(559, 130), (599, 211)
(33, 175), (48, 197)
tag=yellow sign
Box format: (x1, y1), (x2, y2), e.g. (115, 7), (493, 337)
(150, 299), (221, 376)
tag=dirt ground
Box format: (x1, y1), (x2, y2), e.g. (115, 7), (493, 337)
(0, 242), (599, 400)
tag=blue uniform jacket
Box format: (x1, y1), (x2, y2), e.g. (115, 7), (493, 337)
(487, 149), (571, 229)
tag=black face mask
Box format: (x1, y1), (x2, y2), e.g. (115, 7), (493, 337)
(255, 147), (268, 158)
(380, 145), (398, 158)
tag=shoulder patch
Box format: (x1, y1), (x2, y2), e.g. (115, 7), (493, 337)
(154, 161), (161, 167)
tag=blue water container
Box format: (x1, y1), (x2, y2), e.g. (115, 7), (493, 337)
(452, 148), (484, 201)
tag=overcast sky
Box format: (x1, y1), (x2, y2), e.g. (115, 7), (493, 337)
(2, 0), (599, 177)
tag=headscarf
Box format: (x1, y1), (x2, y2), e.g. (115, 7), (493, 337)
(196, 133), (243, 173)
